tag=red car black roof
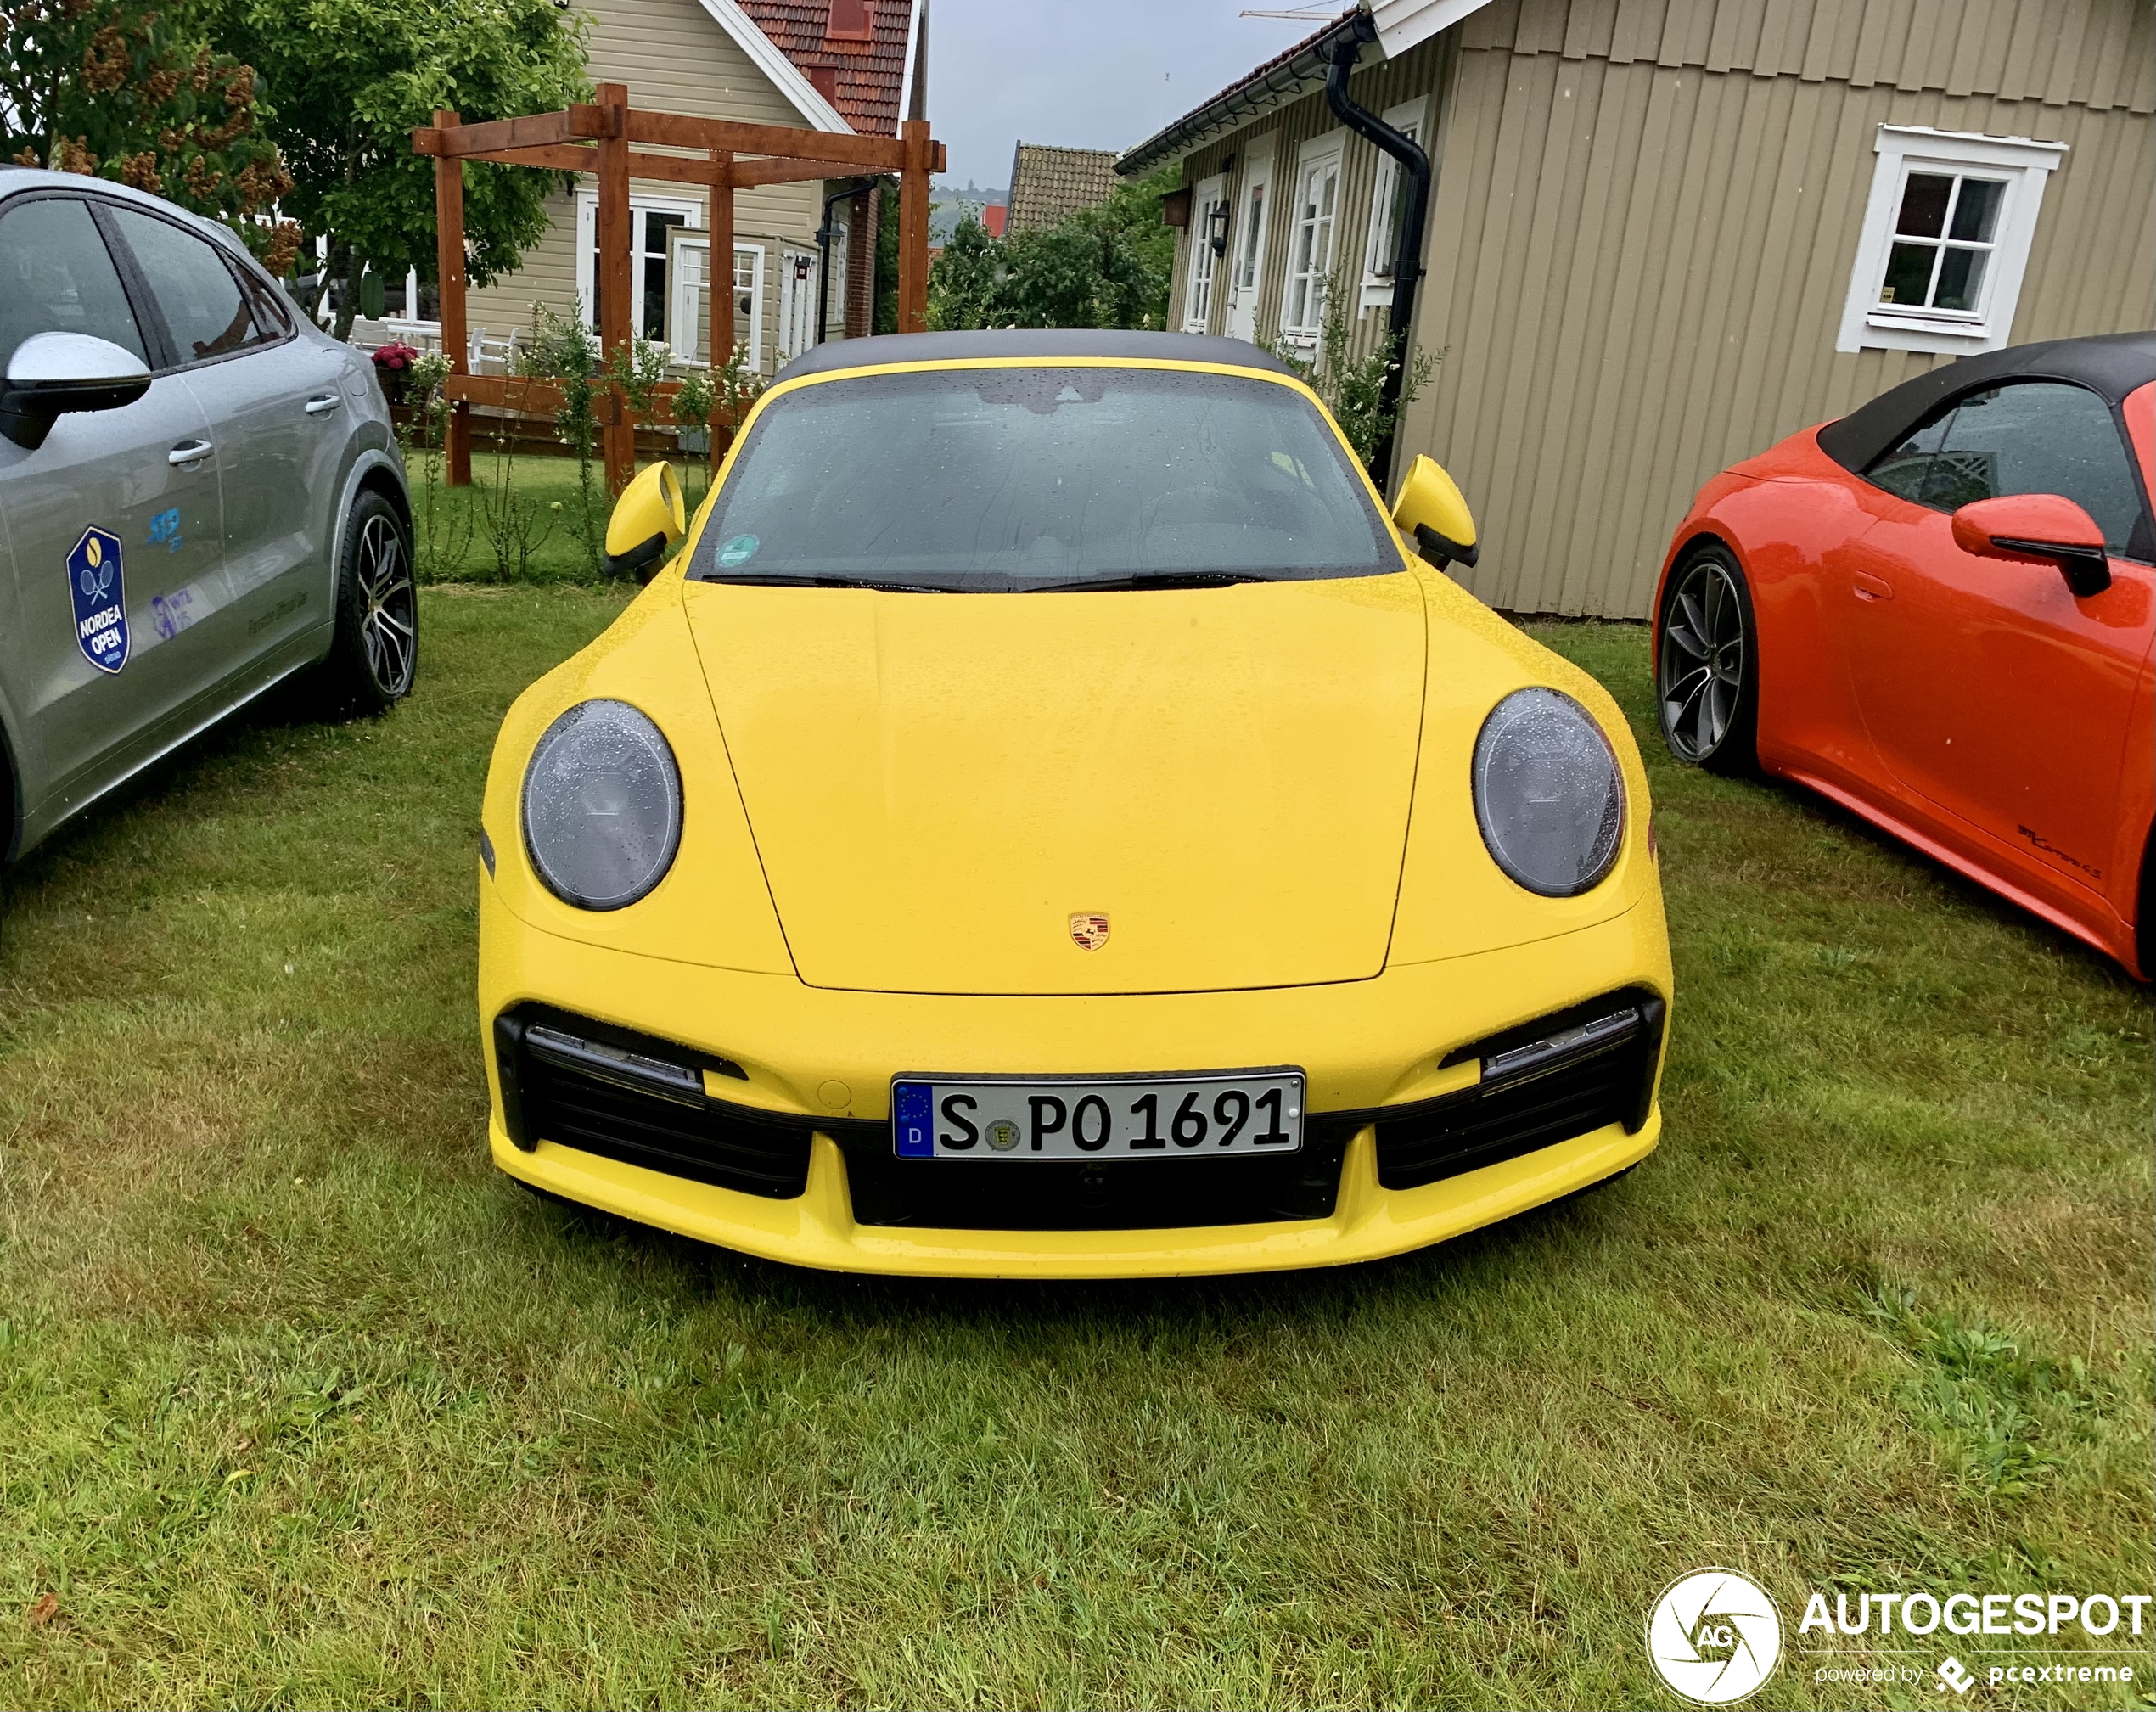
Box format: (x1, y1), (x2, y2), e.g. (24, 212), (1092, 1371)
(1819, 331), (2156, 473)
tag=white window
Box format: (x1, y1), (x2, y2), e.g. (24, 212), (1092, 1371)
(777, 246), (820, 362)
(1280, 137), (1343, 349)
(575, 189), (701, 339)
(825, 203), (851, 340)
(667, 234), (764, 369)
(1182, 172), (1227, 334)
(1359, 98), (1427, 315)
(1225, 134), (1274, 344)
(1836, 126), (2066, 356)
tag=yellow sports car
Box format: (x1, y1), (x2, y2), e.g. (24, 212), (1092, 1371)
(477, 331), (1670, 1277)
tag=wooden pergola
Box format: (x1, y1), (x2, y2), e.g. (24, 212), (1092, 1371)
(412, 81), (944, 493)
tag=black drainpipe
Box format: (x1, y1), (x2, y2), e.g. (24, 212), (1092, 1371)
(817, 178), (876, 345)
(1326, 12), (1430, 494)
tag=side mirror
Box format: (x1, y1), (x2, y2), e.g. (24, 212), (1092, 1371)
(602, 459), (688, 584)
(0, 332), (153, 451)
(1951, 492), (2111, 598)
(1391, 453), (1479, 571)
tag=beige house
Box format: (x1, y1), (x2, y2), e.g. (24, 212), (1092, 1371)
(382, 0), (916, 379)
(1120, 0), (2155, 617)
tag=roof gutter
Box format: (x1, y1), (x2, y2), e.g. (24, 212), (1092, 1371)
(1114, 10), (1365, 178)
(1325, 10), (1428, 493)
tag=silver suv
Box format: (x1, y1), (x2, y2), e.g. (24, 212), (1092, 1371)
(0, 168), (416, 863)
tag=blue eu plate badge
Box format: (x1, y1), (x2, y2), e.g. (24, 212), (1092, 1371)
(893, 1081), (935, 1158)
(68, 526), (128, 674)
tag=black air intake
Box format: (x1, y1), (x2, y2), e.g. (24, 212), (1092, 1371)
(1355, 990), (1665, 1192)
(837, 1131), (1350, 1231)
(493, 1007), (815, 1199)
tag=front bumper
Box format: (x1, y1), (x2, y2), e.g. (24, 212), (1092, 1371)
(479, 878), (1671, 1278)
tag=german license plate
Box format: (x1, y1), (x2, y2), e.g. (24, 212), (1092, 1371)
(892, 1069), (1305, 1159)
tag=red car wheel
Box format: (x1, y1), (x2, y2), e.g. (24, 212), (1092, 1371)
(1657, 544), (1760, 773)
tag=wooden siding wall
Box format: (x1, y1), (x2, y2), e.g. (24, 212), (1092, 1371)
(1167, 38), (1449, 375)
(462, 0), (825, 371)
(1402, 0), (2156, 617)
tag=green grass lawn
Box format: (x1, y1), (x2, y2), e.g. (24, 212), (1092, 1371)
(0, 592), (2147, 1709)
(405, 446), (716, 587)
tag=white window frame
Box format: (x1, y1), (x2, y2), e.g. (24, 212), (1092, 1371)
(1224, 132), (1275, 344)
(1182, 172), (1227, 334)
(1358, 98), (1427, 315)
(575, 188), (703, 335)
(777, 245), (820, 362)
(1835, 126), (2066, 356)
(734, 244), (766, 369)
(667, 235), (764, 368)
(1279, 132), (1345, 351)
(825, 201), (852, 340)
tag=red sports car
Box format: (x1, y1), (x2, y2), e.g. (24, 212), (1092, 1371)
(1653, 333), (2155, 977)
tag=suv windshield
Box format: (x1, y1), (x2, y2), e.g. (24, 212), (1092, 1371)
(691, 366), (1395, 591)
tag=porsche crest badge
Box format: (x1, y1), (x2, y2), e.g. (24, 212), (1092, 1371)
(1069, 912), (1110, 951)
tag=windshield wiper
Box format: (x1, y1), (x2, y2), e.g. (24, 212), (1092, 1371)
(699, 572), (956, 593)
(1022, 570), (1277, 593)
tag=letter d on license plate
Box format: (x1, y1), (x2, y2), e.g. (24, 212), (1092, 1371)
(892, 1069), (1304, 1160)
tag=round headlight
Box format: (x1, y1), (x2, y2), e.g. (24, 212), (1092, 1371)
(1472, 688), (1625, 897)
(520, 699), (682, 910)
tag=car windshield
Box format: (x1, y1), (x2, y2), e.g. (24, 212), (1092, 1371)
(690, 365), (1396, 591)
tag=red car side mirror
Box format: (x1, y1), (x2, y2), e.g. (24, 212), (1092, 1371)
(1951, 493), (2113, 598)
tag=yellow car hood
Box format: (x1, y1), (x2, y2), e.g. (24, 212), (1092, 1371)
(683, 573), (1429, 995)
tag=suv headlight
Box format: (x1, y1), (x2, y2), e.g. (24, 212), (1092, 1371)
(1472, 687), (1625, 896)
(521, 699), (682, 910)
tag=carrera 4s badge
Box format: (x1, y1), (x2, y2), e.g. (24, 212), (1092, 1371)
(2017, 824), (2103, 878)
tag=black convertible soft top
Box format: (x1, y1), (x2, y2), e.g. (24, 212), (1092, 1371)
(773, 328), (1300, 384)
(1818, 331), (2156, 472)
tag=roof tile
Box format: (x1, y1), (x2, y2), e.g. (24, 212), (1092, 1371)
(736, 0), (914, 135)
(1006, 143), (1119, 231)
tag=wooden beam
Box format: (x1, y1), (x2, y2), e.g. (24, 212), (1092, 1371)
(708, 149), (733, 382)
(452, 142), (741, 189)
(442, 373), (621, 423)
(596, 82), (635, 497)
(454, 142), (595, 172)
(897, 118), (931, 334)
(419, 114), (932, 187)
(411, 104), (614, 157)
(435, 371), (729, 429)
(725, 155), (882, 189)
(625, 109), (907, 171)
(433, 108), (471, 486)
(627, 150), (722, 187)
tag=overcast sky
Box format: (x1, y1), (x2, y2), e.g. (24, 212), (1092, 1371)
(919, 1), (1337, 189)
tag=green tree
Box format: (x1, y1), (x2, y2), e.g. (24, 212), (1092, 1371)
(927, 165), (1178, 333)
(210, 0), (589, 328)
(1, 0), (299, 267)
(523, 301), (604, 576)
(1264, 263), (1439, 478)
(873, 179), (898, 335)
